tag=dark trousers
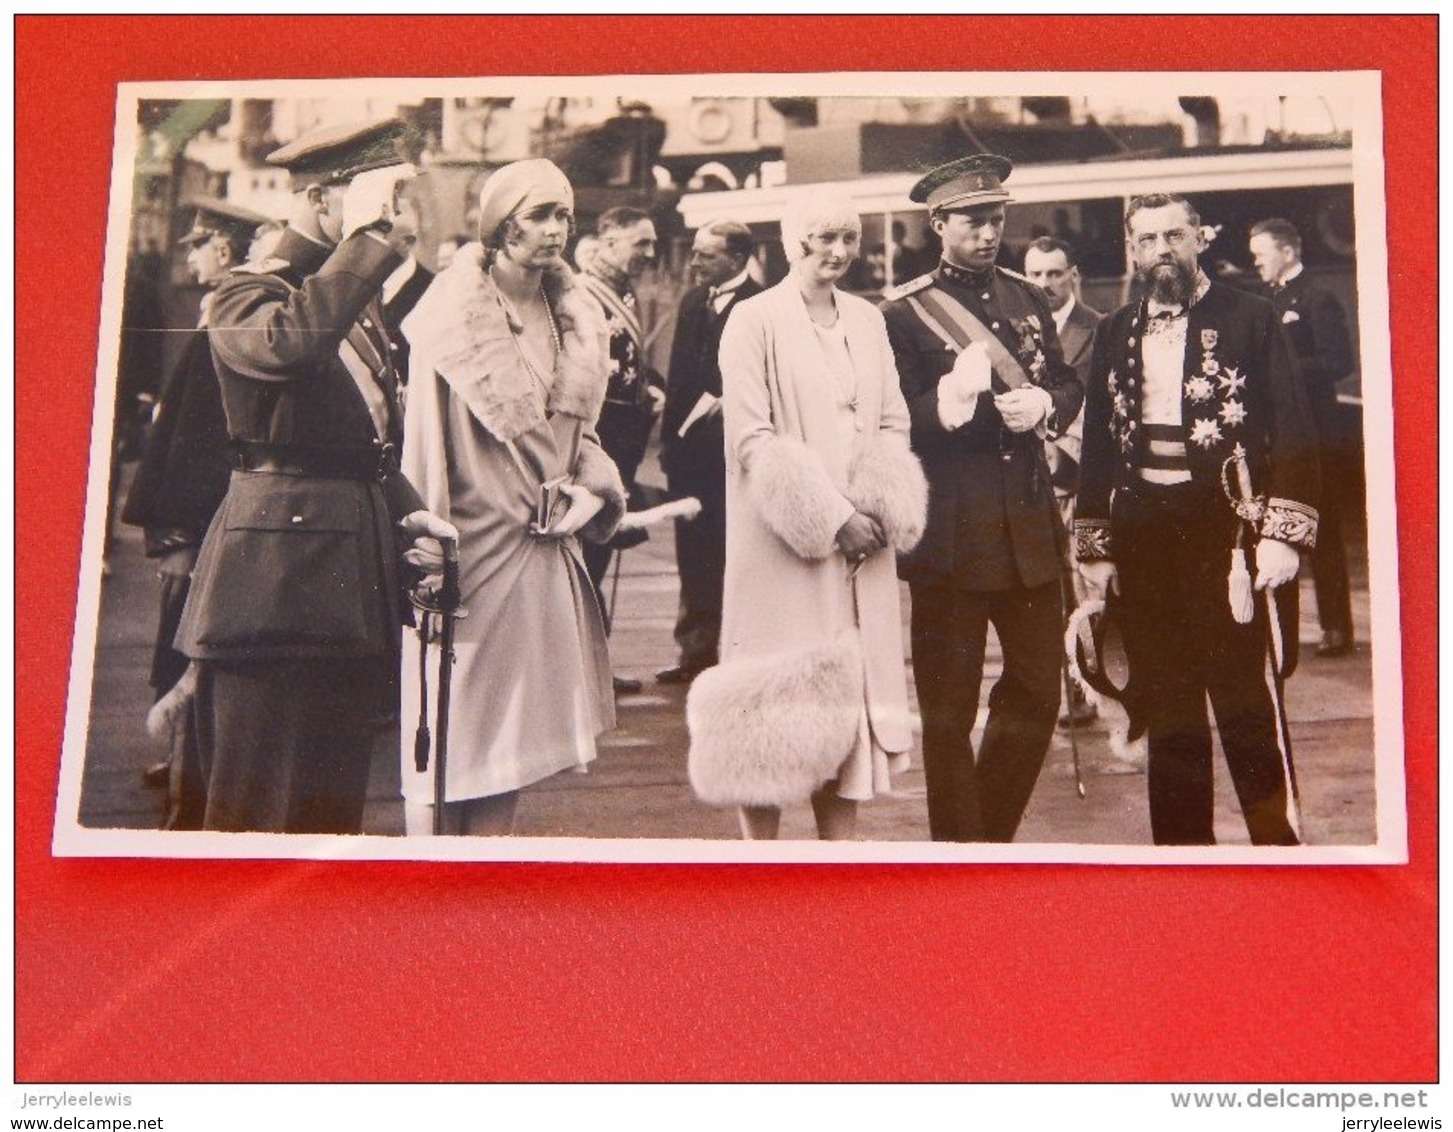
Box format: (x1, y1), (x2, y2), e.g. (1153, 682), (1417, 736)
(669, 463), (726, 669)
(909, 580), (1062, 842)
(583, 400), (652, 601)
(193, 657), (387, 833)
(1113, 483), (1299, 846)
(1310, 448), (1354, 640)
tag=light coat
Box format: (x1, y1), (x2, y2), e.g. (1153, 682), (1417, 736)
(397, 248), (625, 802)
(687, 278), (927, 806)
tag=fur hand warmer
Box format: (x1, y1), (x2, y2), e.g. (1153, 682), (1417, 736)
(844, 439), (928, 555)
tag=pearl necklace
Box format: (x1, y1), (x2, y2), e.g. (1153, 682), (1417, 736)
(490, 265), (563, 394)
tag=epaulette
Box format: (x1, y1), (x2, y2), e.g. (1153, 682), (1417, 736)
(883, 273), (935, 301)
(230, 257), (290, 276)
(995, 265), (1036, 287)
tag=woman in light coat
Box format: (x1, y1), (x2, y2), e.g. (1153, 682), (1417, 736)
(686, 195), (928, 840)
(399, 159), (625, 836)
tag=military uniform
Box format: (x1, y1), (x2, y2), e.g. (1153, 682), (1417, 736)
(880, 154), (1084, 842)
(175, 122), (426, 834)
(122, 197), (272, 829)
(1075, 275), (1320, 845)
(579, 261), (662, 595)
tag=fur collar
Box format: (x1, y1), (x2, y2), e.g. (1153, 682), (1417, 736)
(401, 243), (606, 442)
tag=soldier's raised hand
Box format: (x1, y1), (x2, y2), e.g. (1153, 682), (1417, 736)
(343, 164), (419, 252)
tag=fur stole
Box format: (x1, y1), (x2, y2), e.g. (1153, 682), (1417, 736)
(686, 634), (863, 807)
(401, 244), (607, 442)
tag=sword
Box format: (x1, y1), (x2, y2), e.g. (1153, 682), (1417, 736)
(409, 537), (465, 836)
(1221, 449), (1303, 836)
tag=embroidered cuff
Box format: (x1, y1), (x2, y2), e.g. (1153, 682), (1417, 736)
(1258, 497), (1318, 551)
(1074, 518), (1114, 561)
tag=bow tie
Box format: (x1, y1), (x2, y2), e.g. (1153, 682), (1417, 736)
(1148, 307), (1185, 321)
(709, 284), (738, 302)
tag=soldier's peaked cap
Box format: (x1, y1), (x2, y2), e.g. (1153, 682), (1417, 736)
(266, 118), (410, 188)
(910, 153), (1014, 211)
(178, 195), (273, 245)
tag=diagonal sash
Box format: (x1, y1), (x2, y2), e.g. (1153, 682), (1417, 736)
(580, 273), (644, 352)
(907, 286), (1031, 391)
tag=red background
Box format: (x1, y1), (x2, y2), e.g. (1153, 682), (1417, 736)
(16, 16), (1437, 1082)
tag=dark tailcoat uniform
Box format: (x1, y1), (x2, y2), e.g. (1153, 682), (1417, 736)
(881, 261), (1084, 841)
(1075, 279), (1320, 845)
(122, 315), (233, 691)
(1263, 270), (1354, 644)
(660, 276), (763, 671)
(176, 227), (424, 833)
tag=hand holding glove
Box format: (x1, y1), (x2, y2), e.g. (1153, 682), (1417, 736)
(937, 341), (992, 429)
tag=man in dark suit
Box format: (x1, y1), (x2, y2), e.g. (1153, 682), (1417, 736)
(1024, 235), (1103, 728)
(175, 119), (454, 834)
(657, 220), (761, 685)
(881, 155), (1084, 842)
(380, 181), (433, 386)
(1250, 217), (1355, 658)
(122, 196), (271, 827)
(1077, 194), (1320, 845)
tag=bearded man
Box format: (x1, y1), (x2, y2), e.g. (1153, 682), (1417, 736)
(1075, 193), (1320, 845)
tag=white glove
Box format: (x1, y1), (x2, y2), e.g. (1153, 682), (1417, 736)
(1079, 559), (1119, 599)
(342, 163), (418, 241)
(937, 341), (992, 429)
(1254, 537), (1301, 591)
(995, 386), (1053, 434)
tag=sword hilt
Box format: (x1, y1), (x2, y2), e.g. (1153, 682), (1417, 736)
(439, 536), (460, 615)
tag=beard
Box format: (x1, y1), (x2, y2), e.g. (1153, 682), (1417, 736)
(1142, 257), (1197, 306)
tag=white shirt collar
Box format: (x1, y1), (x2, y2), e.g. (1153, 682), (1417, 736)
(1052, 293), (1076, 335)
(1278, 262), (1305, 286)
(383, 256), (419, 304)
(710, 266), (752, 302)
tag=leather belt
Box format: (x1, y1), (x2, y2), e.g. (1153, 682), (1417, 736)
(231, 439), (398, 481)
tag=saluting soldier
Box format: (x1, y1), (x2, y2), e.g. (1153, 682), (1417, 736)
(881, 154), (1084, 842)
(1076, 193), (1320, 845)
(175, 119), (455, 834)
(122, 196), (272, 828)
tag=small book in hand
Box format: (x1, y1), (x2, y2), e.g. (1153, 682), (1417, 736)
(534, 473), (572, 534)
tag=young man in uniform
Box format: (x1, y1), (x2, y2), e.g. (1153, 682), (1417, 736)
(881, 154), (1083, 842)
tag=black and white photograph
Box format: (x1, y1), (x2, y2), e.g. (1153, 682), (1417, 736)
(53, 70), (1403, 863)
